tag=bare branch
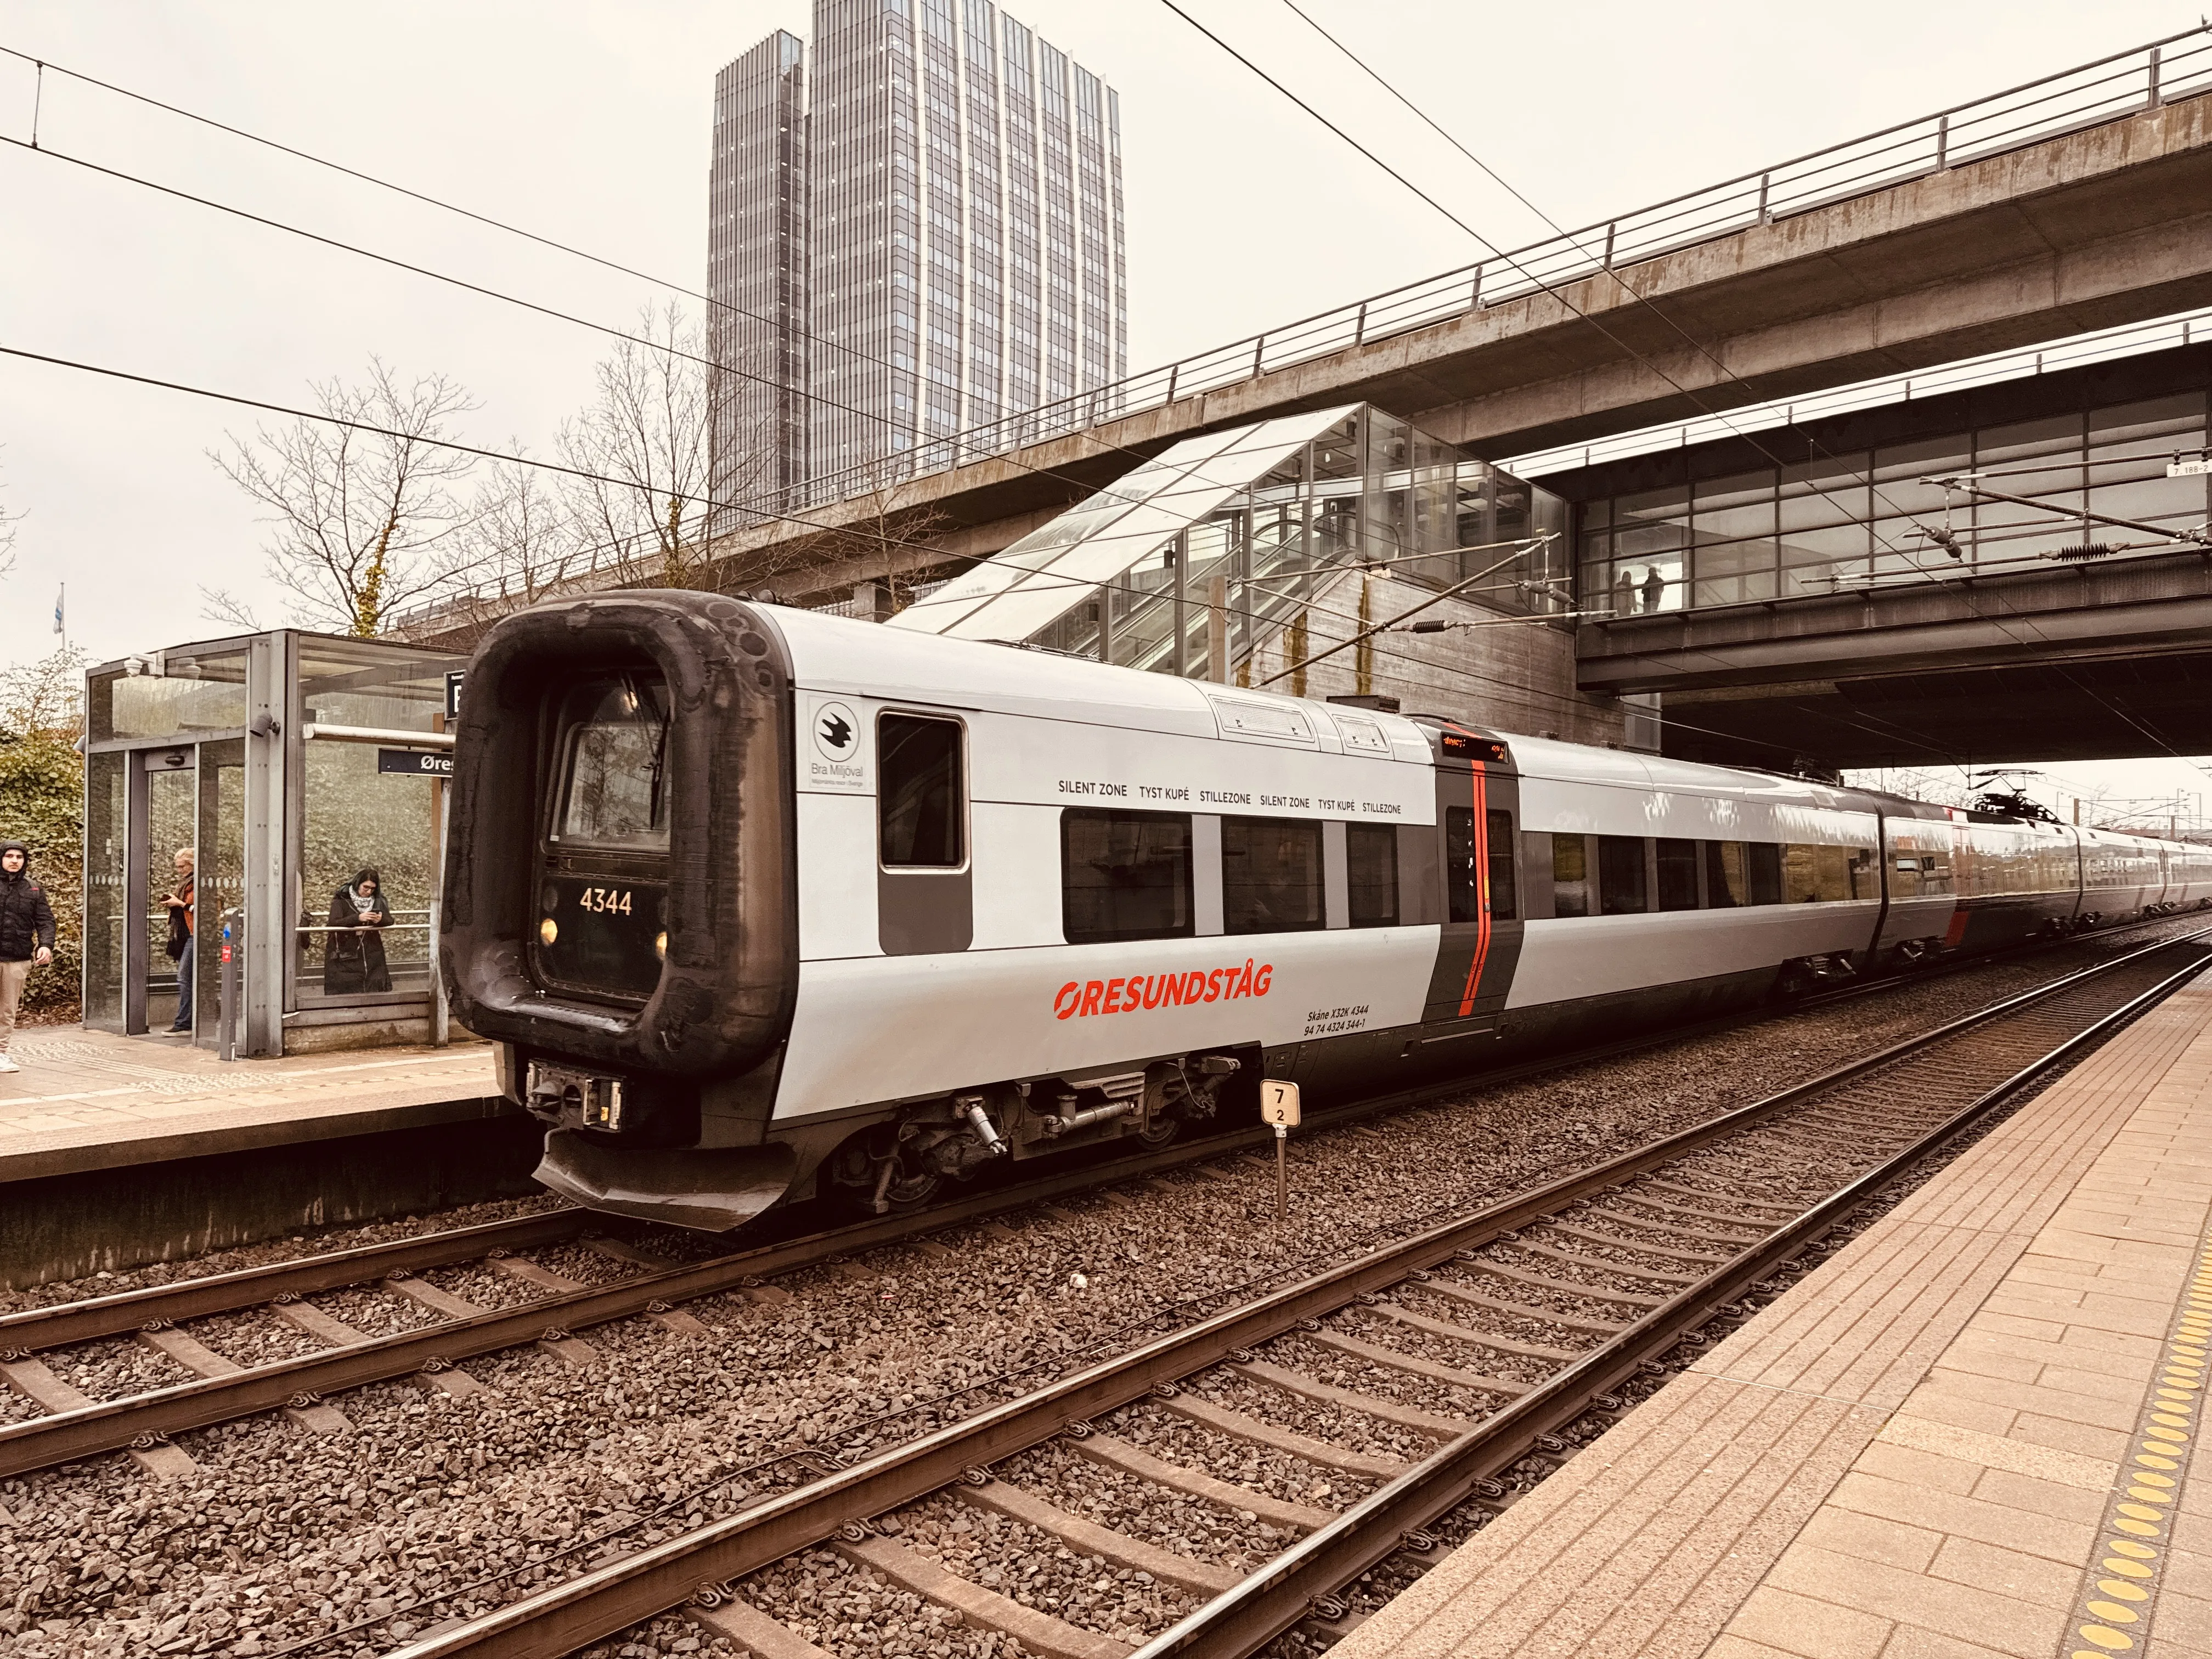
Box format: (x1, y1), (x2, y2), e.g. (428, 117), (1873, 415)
(561, 303), (766, 591)
(210, 357), (488, 634)
(197, 586), (263, 630)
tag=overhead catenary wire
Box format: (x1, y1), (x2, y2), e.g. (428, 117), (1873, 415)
(3, 335), (1966, 766)
(0, 44), (2096, 768)
(0, 46), (1187, 534)
(1185, 0), (2212, 779)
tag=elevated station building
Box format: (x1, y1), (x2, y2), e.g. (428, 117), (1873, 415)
(1541, 336), (2212, 770)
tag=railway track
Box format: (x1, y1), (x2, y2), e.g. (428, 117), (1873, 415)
(0, 914), (2196, 1495)
(291, 925), (2212, 1659)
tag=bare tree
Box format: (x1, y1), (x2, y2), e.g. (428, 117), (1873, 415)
(0, 645), (86, 739)
(782, 458), (957, 608)
(0, 452), (21, 586)
(560, 303), (763, 592)
(211, 358), (484, 635)
(462, 449), (586, 605)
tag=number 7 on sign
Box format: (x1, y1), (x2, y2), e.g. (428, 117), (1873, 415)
(1261, 1081), (1300, 1220)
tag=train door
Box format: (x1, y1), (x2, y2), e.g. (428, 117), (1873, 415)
(1419, 728), (1524, 1034)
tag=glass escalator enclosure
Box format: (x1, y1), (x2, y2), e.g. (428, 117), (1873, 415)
(532, 673), (673, 1004)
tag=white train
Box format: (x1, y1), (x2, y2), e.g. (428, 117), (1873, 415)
(442, 592), (2212, 1230)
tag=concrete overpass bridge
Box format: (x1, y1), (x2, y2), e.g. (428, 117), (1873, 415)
(666, 28), (2212, 602)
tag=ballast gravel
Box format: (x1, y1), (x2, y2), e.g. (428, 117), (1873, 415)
(990, 1437), (1288, 1567)
(890, 1491), (1199, 1641)
(0, 926), (2187, 1658)
(744, 1548), (1035, 1659)
(1180, 1368), (1440, 1464)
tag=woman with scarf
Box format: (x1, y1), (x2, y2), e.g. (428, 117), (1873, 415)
(324, 868), (393, 994)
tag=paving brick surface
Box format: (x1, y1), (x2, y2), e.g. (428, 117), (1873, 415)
(0, 1026), (499, 1176)
(1329, 973), (2212, 1659)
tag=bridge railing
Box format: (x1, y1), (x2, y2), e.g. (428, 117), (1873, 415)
(391, 28), (2212, 637)
(788, 26), (2212, 512)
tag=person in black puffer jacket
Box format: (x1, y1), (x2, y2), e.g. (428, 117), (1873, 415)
(0, 840), (57, 1073)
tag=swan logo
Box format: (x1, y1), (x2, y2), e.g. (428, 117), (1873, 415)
(813, 702), (859, 761)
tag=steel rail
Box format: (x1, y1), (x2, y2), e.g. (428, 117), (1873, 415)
(371, 929), (2212, 1659)
(1129, 940), (2212, 1658)
(0, 916), (2190, 1479)
(0, 1210), (600, 1354)
(5, 908), (2174, 1357)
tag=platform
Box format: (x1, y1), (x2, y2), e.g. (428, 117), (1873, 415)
(0, 1026), (503, 1180)
(0, 1028), (536, 1289)
(1333, 970), (2212, 1659)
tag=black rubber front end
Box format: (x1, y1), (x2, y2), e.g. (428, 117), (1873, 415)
(441, 591), (799, 1082)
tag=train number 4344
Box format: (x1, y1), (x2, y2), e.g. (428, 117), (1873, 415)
(578, 887), (634, 915)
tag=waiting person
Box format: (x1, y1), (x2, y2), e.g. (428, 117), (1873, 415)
(1641, 566), (1667, 613)
(1612, 568), (1635, 617)
(161, 848), (195, 1034)
(0, 840), (57, 1073)
(325, 868), (393, 994)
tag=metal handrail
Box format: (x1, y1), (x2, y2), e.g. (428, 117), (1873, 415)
(387, 27), (2212, 634)
(776, 26), (2210, 508)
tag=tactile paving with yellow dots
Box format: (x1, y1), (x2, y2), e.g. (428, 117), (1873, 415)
(1325, 970), (2212, 1659)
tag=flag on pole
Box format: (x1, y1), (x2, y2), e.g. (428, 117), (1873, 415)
(52, 584), (63, 636)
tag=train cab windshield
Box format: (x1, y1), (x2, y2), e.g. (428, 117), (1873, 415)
(532, 674), (674, 1003)
(555, 676), (671, 848)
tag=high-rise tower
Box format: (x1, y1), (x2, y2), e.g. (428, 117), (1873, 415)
(707, 31), (809, 518)
(708, 0), (1126, 521)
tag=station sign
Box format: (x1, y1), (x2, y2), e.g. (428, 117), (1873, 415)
(444, 670), (466, 719)
(379, 748), (455, 778)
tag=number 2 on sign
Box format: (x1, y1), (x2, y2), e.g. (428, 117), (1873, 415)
(578, 887), (633, 915)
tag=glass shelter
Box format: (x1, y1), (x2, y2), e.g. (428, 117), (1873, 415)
(887, 403), (1568, 672)
(82, 631), (465, 1056)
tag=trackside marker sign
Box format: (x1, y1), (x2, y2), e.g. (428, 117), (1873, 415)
(1055, 961), (1274, 1019)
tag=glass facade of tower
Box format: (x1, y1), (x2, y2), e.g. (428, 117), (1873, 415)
(708, 32), (809, 524)
(708, 0), (1127, 514)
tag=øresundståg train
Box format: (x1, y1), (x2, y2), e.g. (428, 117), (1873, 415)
(441, 591), (2212, 1230)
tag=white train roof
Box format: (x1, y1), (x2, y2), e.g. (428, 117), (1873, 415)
(761, 605), (2209, 855)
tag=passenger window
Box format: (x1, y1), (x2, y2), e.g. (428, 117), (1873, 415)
(1656, 838), (1699, 911)
(1062, 810), (1192, 945)
(1486, 809), (1517, 921)
(1785, 844), (1861, 902)
(1222, 817), (1325, 934)
(1748, 842), (1784, 905)
(1705, 840), (1746, 908)
(1553, 832), (1590, 918)
(1347, 823), (1399, 927)
(1599, 835), (1647, 915)
(879, 714), (963, 868)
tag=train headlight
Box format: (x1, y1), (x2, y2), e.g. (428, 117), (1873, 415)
(539, 917), (558, 946)
(655, 930), (667, 960)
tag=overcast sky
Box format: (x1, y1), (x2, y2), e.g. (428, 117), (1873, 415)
(2, 0), (2206, 814)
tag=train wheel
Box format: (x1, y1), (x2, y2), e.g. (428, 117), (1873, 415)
(1135, 1113), (1180, 1150)
(878, 1161), (942, 1213)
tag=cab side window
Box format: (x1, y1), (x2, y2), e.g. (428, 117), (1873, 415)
(879, 714), (963, 868)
